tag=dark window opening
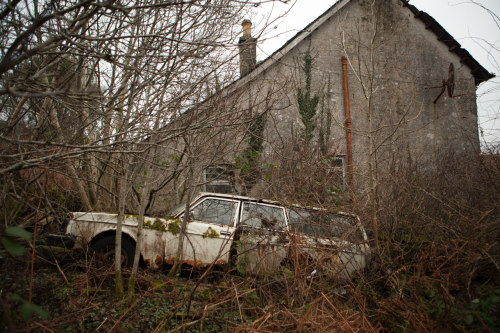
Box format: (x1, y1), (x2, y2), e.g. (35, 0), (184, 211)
(205, 164), (235, 194)
(329, 156), (345, 185)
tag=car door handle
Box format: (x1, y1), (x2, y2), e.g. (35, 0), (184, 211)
(220, 231), (231, 236)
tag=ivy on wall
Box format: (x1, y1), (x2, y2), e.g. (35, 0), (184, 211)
(297, 52), (319, 143)
(319, 75), (332, 155)
(235, 112), (266, 192)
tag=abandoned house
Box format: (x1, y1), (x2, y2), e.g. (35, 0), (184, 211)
(147, 0), (494, 213)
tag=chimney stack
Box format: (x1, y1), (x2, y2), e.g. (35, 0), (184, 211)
(238, 19), (256, 77)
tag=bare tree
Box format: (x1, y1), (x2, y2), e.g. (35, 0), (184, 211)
(0, 0), (288, 298)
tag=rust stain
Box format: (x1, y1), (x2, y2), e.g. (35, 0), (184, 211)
(164, 257), (176, 265)
(183, 259), (204, 268)
(155, 255), (163, 268)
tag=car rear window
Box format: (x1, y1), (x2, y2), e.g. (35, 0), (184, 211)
(286, 208), (364, 242)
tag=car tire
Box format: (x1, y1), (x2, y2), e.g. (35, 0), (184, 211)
(91, 236), (136, 268)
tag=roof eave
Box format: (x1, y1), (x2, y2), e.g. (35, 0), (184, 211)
(225, 0), (494, 99)
(400, 0), (494, 86)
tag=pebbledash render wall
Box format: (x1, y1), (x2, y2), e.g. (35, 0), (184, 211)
(225, 0), (491, 198)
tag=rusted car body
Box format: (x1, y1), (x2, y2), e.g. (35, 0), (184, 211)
(61, 193), (370, 277)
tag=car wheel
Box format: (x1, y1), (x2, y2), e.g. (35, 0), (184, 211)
(91, 236), (136, 268)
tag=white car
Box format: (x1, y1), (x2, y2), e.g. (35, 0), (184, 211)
(55, 192), (370, 278)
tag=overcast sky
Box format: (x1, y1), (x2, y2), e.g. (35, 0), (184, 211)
(250, 0), (500, 148)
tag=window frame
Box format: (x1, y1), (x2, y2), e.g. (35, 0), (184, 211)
(189, 197), (241, 227)
(285, 206), (364, 242)
(238, 201), (288, 232)
(329, 156), (346, 186)
(204, 164), (235, 194)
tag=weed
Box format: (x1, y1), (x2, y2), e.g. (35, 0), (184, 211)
(202, 226), (219, 239)
(167, 219), (182, 235)
(143, 218), (167, 232)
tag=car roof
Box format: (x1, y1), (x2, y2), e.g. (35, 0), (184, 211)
(195, 192), (283, 206)
(193, 192), (357, 218)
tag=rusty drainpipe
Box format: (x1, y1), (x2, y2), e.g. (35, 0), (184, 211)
(342, 56), (354, 190)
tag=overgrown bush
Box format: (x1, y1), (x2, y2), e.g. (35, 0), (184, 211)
(360, 150), (500, 331)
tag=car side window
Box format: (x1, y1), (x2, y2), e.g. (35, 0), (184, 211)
(240, 202), (286, 230)
(287, 208), (314, 234)
(190, 199), (238, 226)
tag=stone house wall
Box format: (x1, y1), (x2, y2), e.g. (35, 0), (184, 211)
(234, 0), (482, 197)
(147, 0), (490, 213)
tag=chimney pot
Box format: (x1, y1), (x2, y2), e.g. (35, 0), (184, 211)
(242, 19), (252, 38)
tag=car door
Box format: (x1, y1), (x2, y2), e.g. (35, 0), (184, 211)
(181, 197), (240, 266)
(235, 201), (288, 275)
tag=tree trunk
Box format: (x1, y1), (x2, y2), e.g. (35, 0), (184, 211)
(127, 179), (151, 303)
(115, 171), (128, 299)
(45, 95), (93, 211)
(168, 165), (193, 277)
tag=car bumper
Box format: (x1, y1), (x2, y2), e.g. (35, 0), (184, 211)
(44, 234), (76, 249)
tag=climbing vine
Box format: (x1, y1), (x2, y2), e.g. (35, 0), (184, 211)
(297, 52), (319, 143)
(319, 75), (332, 155)
(235, 112), (266, 192)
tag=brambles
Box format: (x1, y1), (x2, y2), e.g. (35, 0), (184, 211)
(1, 148), (498, 331)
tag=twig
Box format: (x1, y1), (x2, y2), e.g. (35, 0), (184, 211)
(252, 312), (272, 330)
(482, 247), (500, 272)
(27, 199), (42, 333)
(96, 317), (108, 331)
(158, 288), (256, 333)
(295, 295), (324, 332)
(436, 240), (468, 271)
(35, 252), (69, 285)
(232, 278), (243, 324)
(107, 298), (139, 333)
(321, 292), (356, 333)
(295, 301), (314, 332)
(32, 321), (55, 332)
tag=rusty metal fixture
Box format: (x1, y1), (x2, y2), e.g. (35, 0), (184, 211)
(430, 63), (456, 104)
(342, 56), (354, 189)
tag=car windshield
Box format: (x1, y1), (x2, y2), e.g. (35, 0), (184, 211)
(170, 202), (187, 217)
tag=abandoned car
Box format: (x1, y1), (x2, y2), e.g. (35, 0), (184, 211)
(55, 193), (370, 277)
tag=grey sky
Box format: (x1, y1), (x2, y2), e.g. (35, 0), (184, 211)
(250, 0), (499, 149)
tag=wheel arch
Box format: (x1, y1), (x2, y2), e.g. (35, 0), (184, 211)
(89, 230), (145, 267)
(89, 230), (135, 247)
